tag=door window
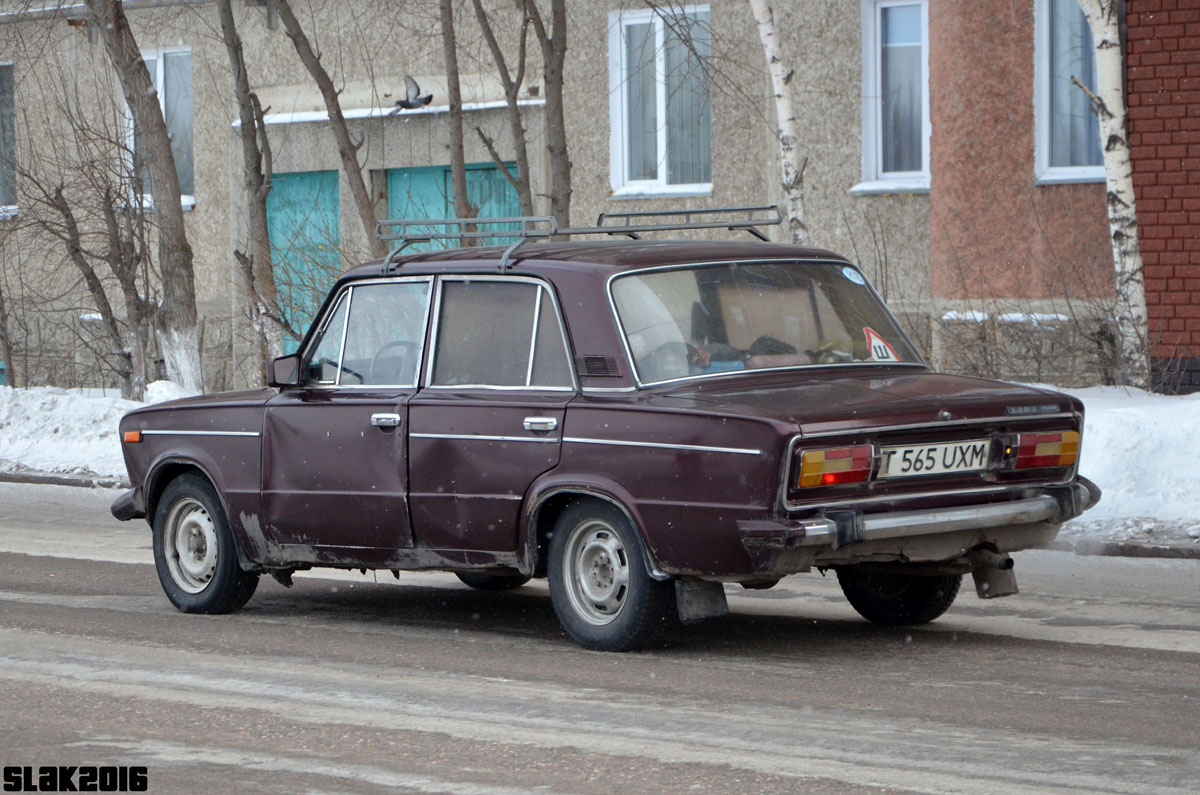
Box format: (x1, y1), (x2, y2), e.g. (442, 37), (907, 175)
(430, 280), (574, 389)
(304, 280), (431, 386)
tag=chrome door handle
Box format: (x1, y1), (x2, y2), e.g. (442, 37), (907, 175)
(523, 416), (558, 433)
(370, 413), (402, 428)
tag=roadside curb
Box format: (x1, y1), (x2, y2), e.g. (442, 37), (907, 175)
(1046, 539), (1200, 560)
(0, 470), (129, 490)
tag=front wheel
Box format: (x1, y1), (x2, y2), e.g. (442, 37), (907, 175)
(547, 502), (674, 652)
(836, 568), (961, 626)
(153, 473), (259, 614)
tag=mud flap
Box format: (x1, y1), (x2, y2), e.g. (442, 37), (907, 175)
(675, 578), (729, 624)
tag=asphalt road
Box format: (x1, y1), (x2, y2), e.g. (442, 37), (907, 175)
(1, 482), (1198, 794)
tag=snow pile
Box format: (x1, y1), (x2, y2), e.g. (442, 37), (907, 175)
(0, 382), (193, 478)
(1058, 386), (1200, 544)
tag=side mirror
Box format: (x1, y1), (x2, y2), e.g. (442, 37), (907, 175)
(268, 353), (301, 388)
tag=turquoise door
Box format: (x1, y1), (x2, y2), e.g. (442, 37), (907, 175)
(267, 170), (341, 348)
(386, 163), (520, 250)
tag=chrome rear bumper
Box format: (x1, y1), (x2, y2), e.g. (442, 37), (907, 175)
(740, 480), (1098, 552)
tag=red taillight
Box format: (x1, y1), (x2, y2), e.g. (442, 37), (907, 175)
(797, 445), (874, 488)
(1013, 431), (1079, 469)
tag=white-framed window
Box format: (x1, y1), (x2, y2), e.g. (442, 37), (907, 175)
(128, 47), (194, 207)
(0, 62), (16, 217)
(1035, 0), (1103, 183)
(608, 5), (712, 197)
(853, 0), (930, 195)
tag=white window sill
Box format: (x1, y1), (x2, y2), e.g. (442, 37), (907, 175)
(135, 194), (197, 212)
(850, 178), (930, 196)
(1035, 166), (1105, 186)
(609, 183), (713, 200)
(0, 205), (17, 220)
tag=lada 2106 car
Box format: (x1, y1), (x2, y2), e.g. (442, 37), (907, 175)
(112, 206), (1099, 651)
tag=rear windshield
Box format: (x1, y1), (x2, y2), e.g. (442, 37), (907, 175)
(611, 261), (921, 384)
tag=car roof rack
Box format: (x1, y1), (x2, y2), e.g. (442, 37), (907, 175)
(374, 205), (783, 274)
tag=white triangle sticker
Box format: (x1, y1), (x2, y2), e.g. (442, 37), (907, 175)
(864, 327), (901, 362)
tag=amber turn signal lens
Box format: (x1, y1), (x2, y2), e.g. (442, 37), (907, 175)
(1014, 431), (1078, 469)
(798, 445), (874, 487)
(122, 430), (142, 443)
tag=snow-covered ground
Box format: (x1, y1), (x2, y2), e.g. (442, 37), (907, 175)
(0, 382), (1196, 546)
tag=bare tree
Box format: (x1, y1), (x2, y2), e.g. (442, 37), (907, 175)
(471, 0), (535, 216)
(274, 0), (387, 259)
(1074, 0), (1150, 387)
(84, 0), (203, 393)
(218, 0), (291, 375)
(440, 0), (474, 223)
(749, 0), (806, 244)
(525, 0), (570, 226)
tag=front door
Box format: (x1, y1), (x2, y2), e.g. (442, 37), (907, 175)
(407, 276), (576, 551)
(263, 277), (433, 560)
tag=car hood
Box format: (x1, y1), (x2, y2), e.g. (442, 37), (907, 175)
(124, 387), (277, 417)
(665, 369), (1079, 436)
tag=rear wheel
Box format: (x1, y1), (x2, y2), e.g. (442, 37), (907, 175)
(836, 568), (961, 626)
(153, 473), (259, 614)
(548, 502), (674, 651)
(455, 571), (531, 591)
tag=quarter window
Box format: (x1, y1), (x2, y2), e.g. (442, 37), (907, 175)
(130, 49), (194, 202)
(854, 0), (930, 194)
(1035, 0), (1103, 183)
(608, 6), (712, 195)
(431, 280), (573, 389)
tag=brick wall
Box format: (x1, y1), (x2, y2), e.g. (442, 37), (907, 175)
(1127, 0), (1200, 393)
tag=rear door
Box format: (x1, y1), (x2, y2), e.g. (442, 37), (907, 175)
(407, 276), (577, 551)
(263, 277), (433, 555)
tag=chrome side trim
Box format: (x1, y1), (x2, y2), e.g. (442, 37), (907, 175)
(141, 430), (261, 438)
(581, 386), (638, 394)
(563, 437), (762, 456)
(410, 432), (559, 444)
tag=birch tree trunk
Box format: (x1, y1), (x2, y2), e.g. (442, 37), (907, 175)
(219, 0), (283, 374)
(1076, 0), (1150, 388)
(750, 0), (807, 245)
(274, 0), (386, 260)
(85, 0), (203, 393)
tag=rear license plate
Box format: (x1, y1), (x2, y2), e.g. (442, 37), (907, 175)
(878, 439), (991, 479)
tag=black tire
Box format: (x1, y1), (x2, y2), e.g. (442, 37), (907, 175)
(153, 473), (259, 614)
(455, 571), (532, 591)
(547, 501), (675, 652)
(836, 568), (961, 626)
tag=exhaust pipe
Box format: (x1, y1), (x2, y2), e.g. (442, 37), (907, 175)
(967, 549), (1018, 599)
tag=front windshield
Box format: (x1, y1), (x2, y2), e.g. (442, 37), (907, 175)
(611, 261), (921, 383)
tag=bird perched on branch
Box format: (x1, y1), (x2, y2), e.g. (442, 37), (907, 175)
(392, 75), (433, 112)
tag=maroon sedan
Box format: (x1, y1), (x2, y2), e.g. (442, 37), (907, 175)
(112, 217), (1098, 651)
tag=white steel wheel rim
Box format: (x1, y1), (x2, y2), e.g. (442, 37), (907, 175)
(164, 497), (219, 594)
(563, 520), (631, 626)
